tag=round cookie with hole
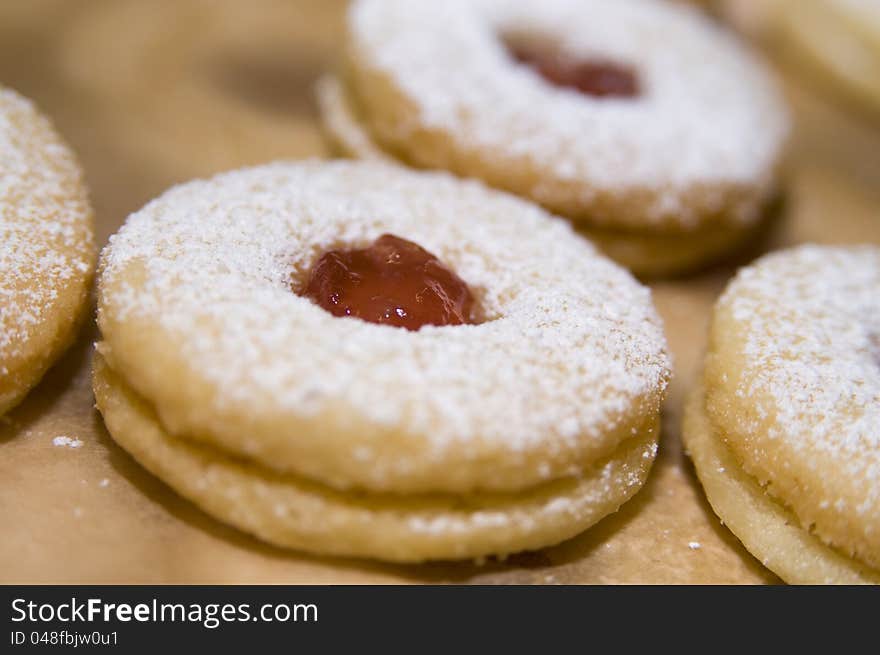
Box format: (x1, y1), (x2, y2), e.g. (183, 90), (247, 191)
(94, 160), (671, 562)
(316, 0), (790, 276)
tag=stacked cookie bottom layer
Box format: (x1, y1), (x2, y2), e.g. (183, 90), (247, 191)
(95, 355), (659, 563)
(684, 383), (880, 584)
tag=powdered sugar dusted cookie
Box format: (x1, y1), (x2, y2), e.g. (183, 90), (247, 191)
(318, 0), (790, 276)
(94, 160), (671, 562)
(684, 245), (880, 583)
(0, 87), (95, 415)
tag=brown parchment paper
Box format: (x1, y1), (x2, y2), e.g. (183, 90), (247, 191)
(1, 0), (878, 584)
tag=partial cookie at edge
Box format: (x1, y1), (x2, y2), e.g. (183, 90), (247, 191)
(683, 383), (880, 584)
(0, 87), (95, 415)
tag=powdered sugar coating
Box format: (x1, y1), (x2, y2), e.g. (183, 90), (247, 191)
(706, 245), (880, 566)
(0, 88), (94, 413)
(98, 160), (670, 494)
(347, 0), (789, 231)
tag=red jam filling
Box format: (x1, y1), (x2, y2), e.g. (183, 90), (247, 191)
(509, 45), (639, 98)
(300, 234), (477, 331)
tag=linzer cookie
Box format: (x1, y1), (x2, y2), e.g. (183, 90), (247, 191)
(93, 160), (671, 562)
(684, 245), (880, 584)
(0, 87), (95, 415)
(316, 0), (790, 276)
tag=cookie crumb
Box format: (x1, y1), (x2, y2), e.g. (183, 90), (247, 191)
(52, 435), (83, 449)
(688, 541), (702, 550)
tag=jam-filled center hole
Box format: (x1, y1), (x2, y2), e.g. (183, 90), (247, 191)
(298, 234), (480, 331)
(505, 40), (640, 98)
